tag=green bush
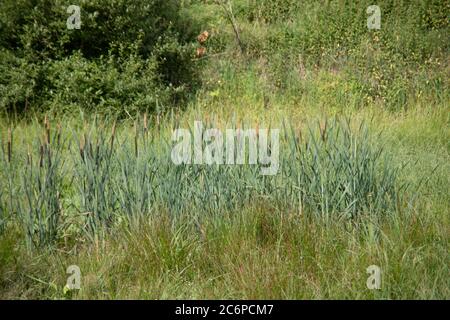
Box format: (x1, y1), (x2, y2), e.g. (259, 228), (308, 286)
(0, 0), (199, 116)
(44, 50), (169, 116)
(0, 50), (41, 114)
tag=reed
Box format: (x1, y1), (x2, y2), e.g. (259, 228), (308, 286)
(19, 119), (65, 248)
(0, 116), (408, 248)
(75, 125), (118, 239)
(7, 127), (11, 163)
(1, 127), (16, 234)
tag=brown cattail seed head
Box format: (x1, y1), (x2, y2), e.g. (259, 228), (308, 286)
(44, 116), (50, 145)
(80, 134), (85, 153)
(39, 144), (44, 168)
(110, 122), (116, 150)
(320, 119), (327, 142)
(56, 123), (61, 145)
(27, 144), (32, 165)
(134, 120), (138, 158)
(297, 128), (303, 142)
(143, 113), (148, 132)
(7, 127), (12, 163)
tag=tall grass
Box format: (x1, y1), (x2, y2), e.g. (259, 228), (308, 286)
(19, 121), (65, 248)
(282, 118), (405, 220)
(0, 127), (16, 235)
(75, 123), (118, 239)
(0, 115), (408, 249)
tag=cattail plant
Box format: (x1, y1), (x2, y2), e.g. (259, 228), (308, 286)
(1, 115), (407, 246)
(44, 115), (51, 145)
(110, 121), (116, 152)
(1, 127), (17, 231)
(19, 119), (65, 249)
(281, 118), (401, 220)
(7, 127), (12, 163)
(0, 189), (5, 234)
(134, 120), (138, 158)
(0, 135), (8, 233)
(74, 124), (119, 240)
(115, 142), (157, 228)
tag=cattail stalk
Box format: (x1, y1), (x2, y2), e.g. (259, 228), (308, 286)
(297, 128), (303, 142)
(44, 115), (50, 145)
(7, 127), (12, 163)
(205, 113), (210, 128)
(143, 113), (148, 137)
(134, 120), (138, 158)
(110, 121), (116, 152)
(56, 123), (61, 146)
(39, 144), (44, 168)
(80, 133), (86, 161)
(27, 144), (32, 166)
(174, 112), (180, 130)
(320, 118), (328, 142)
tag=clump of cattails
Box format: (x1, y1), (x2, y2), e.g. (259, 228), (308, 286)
(17, 115), (65, 248)
(3, 116), (404, 248)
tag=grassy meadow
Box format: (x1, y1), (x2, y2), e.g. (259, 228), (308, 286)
(0, 0), (449, 299)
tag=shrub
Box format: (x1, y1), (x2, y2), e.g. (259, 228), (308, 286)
(0, 0), (199, 116)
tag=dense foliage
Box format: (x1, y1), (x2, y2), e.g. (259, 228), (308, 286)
(0, 0), (200, 116)
(1, 0), (448, 115)
(204, 0), (449, 109)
